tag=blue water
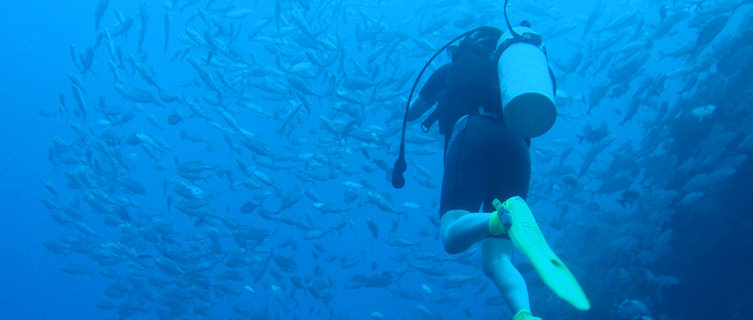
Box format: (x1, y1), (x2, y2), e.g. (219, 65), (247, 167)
(1, 0), (752, 319)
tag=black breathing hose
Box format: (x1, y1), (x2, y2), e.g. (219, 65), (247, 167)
(503, 0), (522, 39)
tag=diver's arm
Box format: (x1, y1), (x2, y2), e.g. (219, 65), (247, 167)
(406, 95), (433, 122)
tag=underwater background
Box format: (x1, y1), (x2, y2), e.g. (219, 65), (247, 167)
(1, 0), (752, 319)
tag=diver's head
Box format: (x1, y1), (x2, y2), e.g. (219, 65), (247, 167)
(466, 27), (502, 51)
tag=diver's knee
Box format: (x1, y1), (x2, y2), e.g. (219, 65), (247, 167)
(440, 225), (455, 253)
(443, 241), (463, 255)
(439, 210), (466, 254)
(441, 231), (463, 254)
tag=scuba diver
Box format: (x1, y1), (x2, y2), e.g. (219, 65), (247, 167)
(391, 2), (589, 319)
(412, 24), (540, 320)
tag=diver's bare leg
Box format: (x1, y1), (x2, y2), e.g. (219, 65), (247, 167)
(440, 209), (493, 254)
(483, 237), (531, 314)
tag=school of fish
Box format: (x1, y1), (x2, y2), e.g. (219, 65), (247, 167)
(39, 0), (753, 319)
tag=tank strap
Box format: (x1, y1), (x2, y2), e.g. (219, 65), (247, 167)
(493, 32), (545, 61)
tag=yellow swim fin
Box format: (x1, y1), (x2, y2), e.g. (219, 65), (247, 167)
(492, 196), (590, 311)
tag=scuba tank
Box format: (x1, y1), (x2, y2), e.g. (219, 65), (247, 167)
(495, 23), (556, 138)
(392, 0), (556, 189)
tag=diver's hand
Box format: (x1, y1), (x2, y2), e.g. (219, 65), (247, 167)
(406, 96), (433, 122)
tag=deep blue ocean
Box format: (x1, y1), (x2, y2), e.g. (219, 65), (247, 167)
(1, 0), (752, 319)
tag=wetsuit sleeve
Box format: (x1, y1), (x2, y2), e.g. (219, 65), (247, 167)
(407, 64), (451, 122)
(418, 64), (451, 104)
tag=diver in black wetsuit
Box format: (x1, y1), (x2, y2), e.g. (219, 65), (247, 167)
(406, 27), (540, 320)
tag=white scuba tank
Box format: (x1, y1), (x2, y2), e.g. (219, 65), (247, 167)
(496, 26), (556, 138)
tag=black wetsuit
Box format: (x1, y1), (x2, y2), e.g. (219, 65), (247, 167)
(418, 64), (531, 217)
